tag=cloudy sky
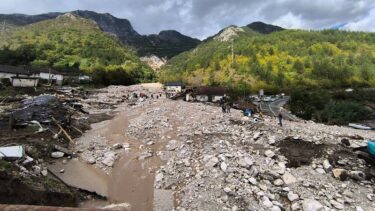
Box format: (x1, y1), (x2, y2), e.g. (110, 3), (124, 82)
(0, 0), (374, 39)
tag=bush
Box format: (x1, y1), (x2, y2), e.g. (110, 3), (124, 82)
(319, 101), (370, 125)
(290, 89), (331, 120)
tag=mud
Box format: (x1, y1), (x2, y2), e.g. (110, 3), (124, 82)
(277, 137), (326, 167)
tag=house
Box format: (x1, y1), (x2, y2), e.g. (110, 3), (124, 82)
(0, 65), (34, 82)
(11, 76), (39, 87)
(165, 81), (184, 98)
(186, 87), (227, 102)
(32, 68), (64, 85)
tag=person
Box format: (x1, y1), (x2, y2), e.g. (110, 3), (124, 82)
(278, 112), (283, 126)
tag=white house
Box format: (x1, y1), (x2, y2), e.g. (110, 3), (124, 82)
(0, 65), (33, 82)
(187, 87), (227, 102)
(33, 68), (64, 85)
(165, 81), (184, 98)
(11, 76), (39, 87)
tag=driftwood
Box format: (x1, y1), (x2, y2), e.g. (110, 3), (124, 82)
(51, 117), (74, 145)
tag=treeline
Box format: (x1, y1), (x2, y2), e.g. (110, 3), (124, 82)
(290, 89), (373, 125)
(0, 15), (154, 85)
(160, 29), (375, 92)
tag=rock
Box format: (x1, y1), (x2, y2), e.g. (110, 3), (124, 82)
(138, 151), (153, 160)
(287, 192), (299, 202)
(332, 168), (348, 180)
(224, 187), (232, 193)
(123, 143), (130, 148)
(32, 165), (41, 175)
(60, 169), (65, 173)
(249, 177), (257, 185)
(265, 150), (275, 158)
(323, 160), (332, 171)
(102, 152), (116, 167)
(273, 179), (284, 186)
(268, 136), (276, 145)
(261, 196), (273, 208)
(87, 157), (96, 164)
(330, 200), (344, 210)
(282, 172), (297, 185)
(41, 169), (48, 176)
(356, 206), (364, 211)
(349, 171), (366, 181)
(166, 140), (178, 151)
(367, 194), (373, 201)
(155, 172), (164, 182)
(146, 141), (154, 146)
(237, 156), (253, 168)
(220, 162), (228, 172)
(253, 132), (261, 140)
(112, 143), (123, 149)
(22, 156), (34, 166)
(271, 206), (281, 211)
(302, 199), (324, 211)
(315, 168), (325, 174)
(51, 151), (65, 158)
(206, 157), (219, 168)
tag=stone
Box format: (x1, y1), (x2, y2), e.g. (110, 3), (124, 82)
(261, 196), (273, 208)
(41, 169), (48, 176)
(220, 162), (228, 172)
(253, 132), (261, 140)
(302, 199), (324, 211)
(51, 151), (64, 158)
(271, 206), (281, 211)
(330, 200), (344, 210)
(268, 136), (276, 145)
(265, 150), (275, 158)
(155, 172), (164, 182)
(287, 192), (299, 202)
(273, 179), (284, 186)
(249, 177), (257, 185)
(87, 157), (96, 164)
(367, 194), (373, 201)
(356, 206), (364, 211)
(22, 156), (34, 166)
(282, 172), (297, 185)
(166, 140), (178, 151)
(323, 160), (332, 171)
(224, 187), (232, 193)
(332, 168), (348, 180)
(60, 169), (65, 173)
(237, 156), (253, 168)
(102, 152), (116, 167)
(112, 143), (123, 149)
(32, 165), (41, 175)
(138, 151), (153, 160)
(315, 168), (325, 174)
(206, 157), (219, 168)
(349, 171), (365, 181)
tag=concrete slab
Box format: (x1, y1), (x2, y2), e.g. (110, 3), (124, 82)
(48, 158), (109, 197)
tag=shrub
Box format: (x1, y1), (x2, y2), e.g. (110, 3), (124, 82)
(319, 101), (370, 125)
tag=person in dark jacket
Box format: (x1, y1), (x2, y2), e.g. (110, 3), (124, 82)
(278, 112), (283, 126)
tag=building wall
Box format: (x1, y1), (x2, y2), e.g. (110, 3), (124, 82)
(39, 72), (64, 85)
(11, 78), (39, 87)
(0, 73), (30, 82)
(196, 95), (209, 102)
(212, 95), (224, 102)
(166, 86), (182, 93)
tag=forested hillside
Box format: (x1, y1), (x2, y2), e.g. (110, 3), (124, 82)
(0, 14), (154, 85)
(160, 28), (375, 92)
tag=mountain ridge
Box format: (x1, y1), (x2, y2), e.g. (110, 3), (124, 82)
(0, 10), (200, 58)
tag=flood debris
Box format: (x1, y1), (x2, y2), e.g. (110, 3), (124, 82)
(0, 145), (24, 160)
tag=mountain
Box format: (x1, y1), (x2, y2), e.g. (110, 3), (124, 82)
(0, 10), (200, 58)
(0, 13), (154, 85)
(246, 21), (285, 34)
(160, 25), (375, 92)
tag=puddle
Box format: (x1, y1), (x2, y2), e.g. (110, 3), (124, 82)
(48, 158), (109, 197)
(277, 137), (326, 167)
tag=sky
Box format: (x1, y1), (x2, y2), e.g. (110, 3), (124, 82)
(0, 0), (375, 39)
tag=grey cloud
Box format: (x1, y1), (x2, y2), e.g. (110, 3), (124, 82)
(0, 0), (374, 39)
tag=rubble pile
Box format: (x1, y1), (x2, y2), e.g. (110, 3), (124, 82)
(146, 100), (375, 210)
